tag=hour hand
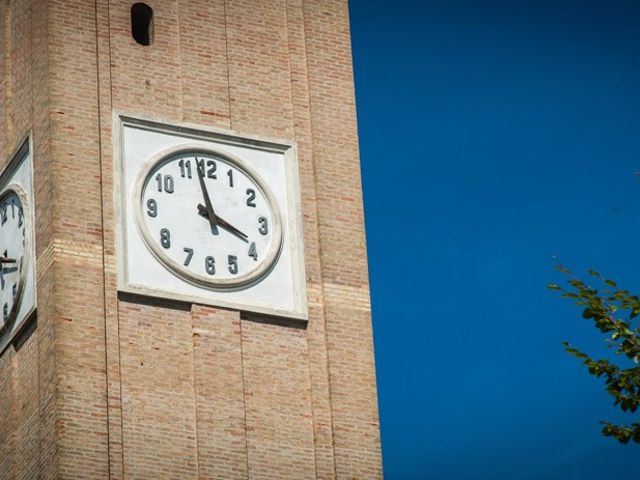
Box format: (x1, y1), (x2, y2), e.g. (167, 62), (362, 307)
(197, 204), (249, 243)
(217, 217), (249, 243)
(0, 257), (16, 264)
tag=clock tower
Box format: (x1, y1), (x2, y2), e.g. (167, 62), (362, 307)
(0, 1), (381, 479)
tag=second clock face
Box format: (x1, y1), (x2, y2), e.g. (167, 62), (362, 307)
(134, 146), (283, 289)
(0, 187), (27, 332)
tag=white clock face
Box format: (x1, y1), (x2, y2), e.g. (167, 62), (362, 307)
(133, 146), (283, 289)
(0, 187), (27, 333)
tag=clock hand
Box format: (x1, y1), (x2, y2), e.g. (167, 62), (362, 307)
(0, 257), (16, 264)
(195, 164), (249, 243)
(195, 158), (219, 232)
(197, 204), (249, 243)
(218, 219), (249, 243)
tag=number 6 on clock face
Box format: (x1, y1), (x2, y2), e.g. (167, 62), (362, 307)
(132, 145), (283, 290)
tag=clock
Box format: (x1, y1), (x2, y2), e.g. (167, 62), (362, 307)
(132, 145), (283, 289)
(0, 138), (37, 354)
(116, 114), (308, 319)
(0, 185), (29, 333)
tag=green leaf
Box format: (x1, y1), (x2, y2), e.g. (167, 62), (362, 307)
(561, 293), (579, 299)
(582, 309), (594, 319)
(555, 264), (572, 274)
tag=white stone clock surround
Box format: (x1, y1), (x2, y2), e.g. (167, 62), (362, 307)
(114, 113), (308, 320)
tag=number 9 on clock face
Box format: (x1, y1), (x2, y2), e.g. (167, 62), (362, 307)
(133, 146), (283, 289)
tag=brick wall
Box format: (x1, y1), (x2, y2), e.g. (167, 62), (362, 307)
(0, 1), (381, 478)
(0, 0), (58, 479)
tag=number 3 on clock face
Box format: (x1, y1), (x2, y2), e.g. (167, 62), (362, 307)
(132, 145), (283, 289)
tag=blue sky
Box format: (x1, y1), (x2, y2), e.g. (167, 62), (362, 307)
(349, 1), (640, 478)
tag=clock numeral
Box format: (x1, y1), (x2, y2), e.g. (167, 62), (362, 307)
(248, 242), (258, 261)
(196, 158), (217, 179)
(205, 256), (216, 275)
(0, 205), (6, 225)
(10, 203), (14, 218)
(12, 284), (17, 298)
(155, 174), (175, 194)
(227, 169), (234, 187)
(258, 217), (268, 235)
(228, 255), (238, 274)
(207, 160), (217, 179)
(183, 247), (194, 266)
(3, 303), (7, 321)
(246, 189), (256, 207)
(179, 159), (192, 178)
(160, 228), (171, 249)
(18, 208), (23, 227)
(146, 198), (158, 217)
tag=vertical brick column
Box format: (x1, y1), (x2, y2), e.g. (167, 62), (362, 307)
(118, 298), (198, 479)
(13, 335), (39, 479)
(0, 0), (58, 478)
(225, 0), (294, 139)
(0, 350), (15, 480)
(286, 0), (340, 476)
(178, 0), (232, 128)
(48, 0), (110, 476)
(94, 0), (123, 476)
(241, 319), (317, 478)
(192, 306), (248, 479)
(303, 0), (383, 477)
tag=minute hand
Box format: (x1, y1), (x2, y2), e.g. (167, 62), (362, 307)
(196, 161), (218, 231)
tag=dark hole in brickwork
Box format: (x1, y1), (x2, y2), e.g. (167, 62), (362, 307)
(131, 3), (154, 46)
